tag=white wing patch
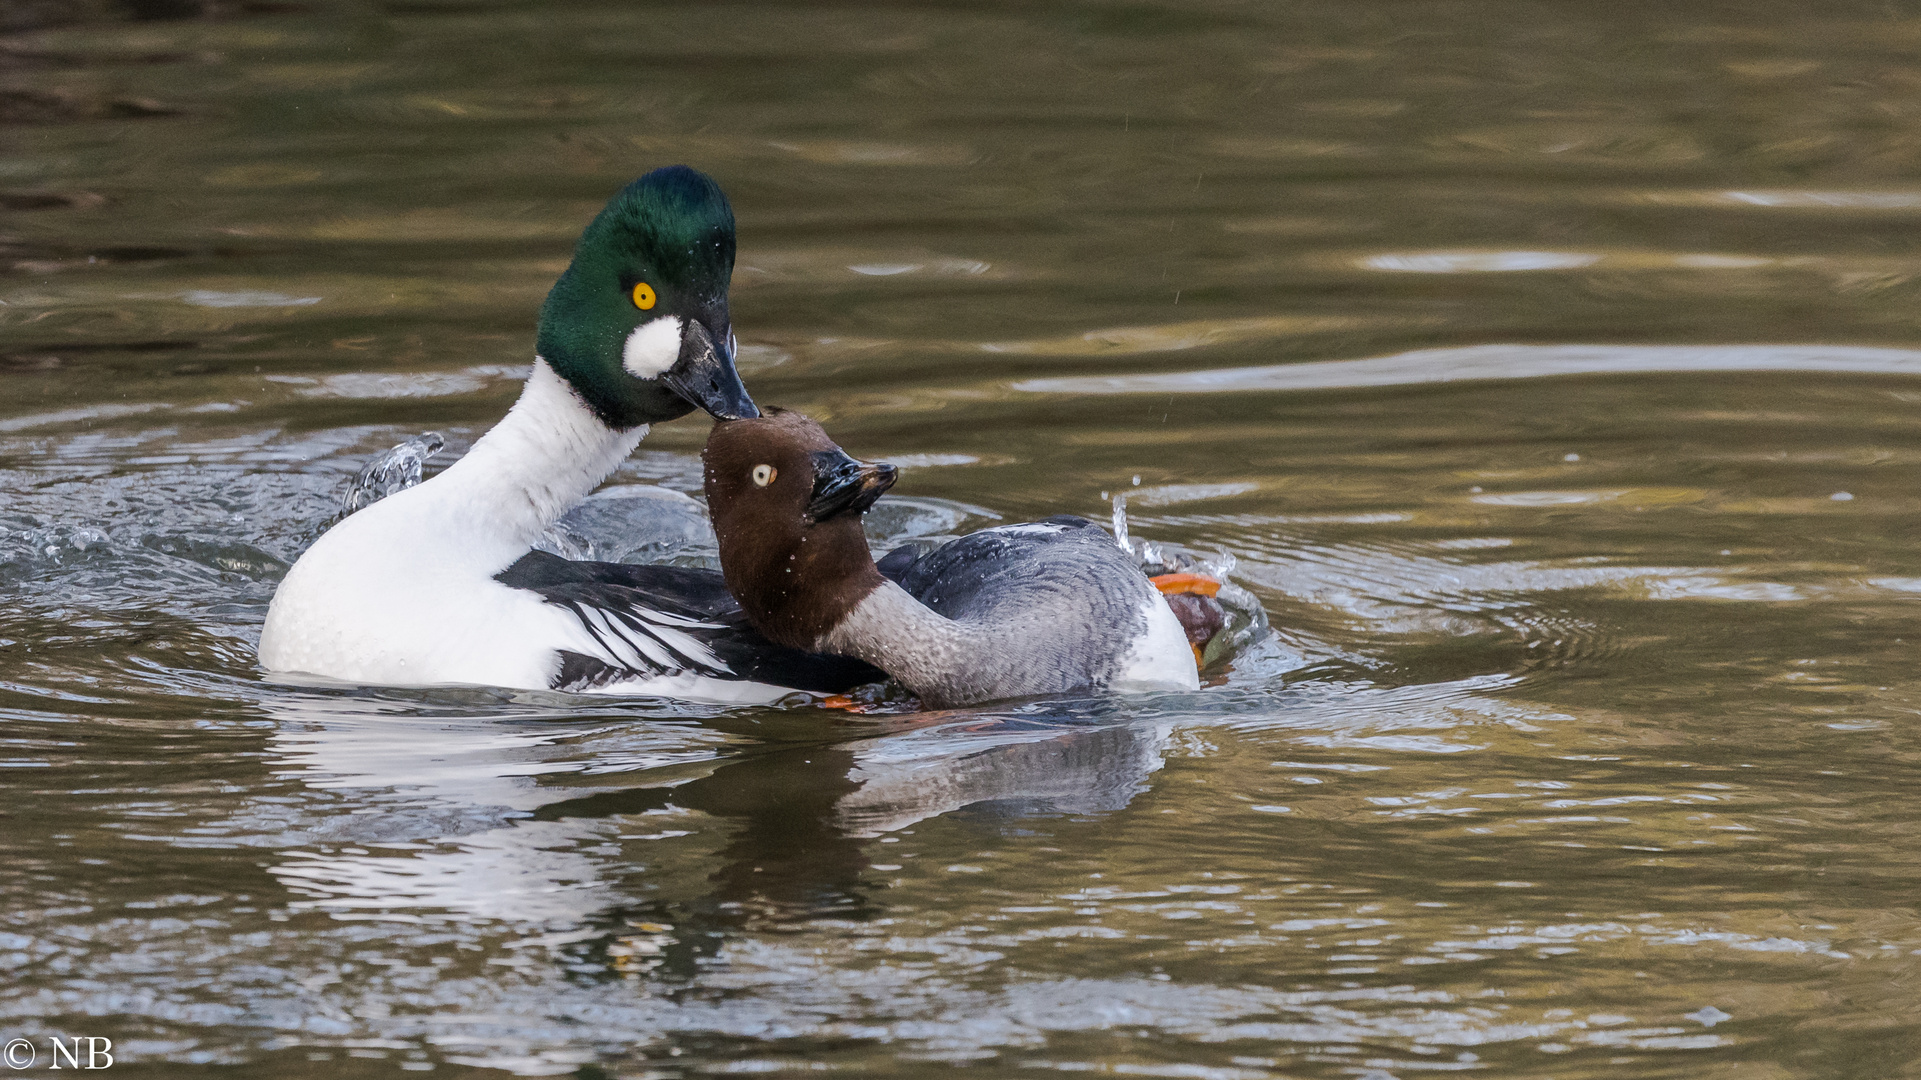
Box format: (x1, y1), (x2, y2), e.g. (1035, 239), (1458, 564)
(558, 597), (737, 682)
(637, 621), (727, 672)
(622, 315), (682, 379)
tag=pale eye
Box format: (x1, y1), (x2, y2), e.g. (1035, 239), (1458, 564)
(752, 464), (776, 486)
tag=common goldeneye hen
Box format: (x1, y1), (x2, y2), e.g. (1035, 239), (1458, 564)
(259, 167), (878, 701)
(703, 409), (1203, 708)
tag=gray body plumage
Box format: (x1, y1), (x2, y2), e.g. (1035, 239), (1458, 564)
(824, 516), (1193, 707)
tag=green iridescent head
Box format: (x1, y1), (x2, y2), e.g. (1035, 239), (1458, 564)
(536, 166), (757, 428)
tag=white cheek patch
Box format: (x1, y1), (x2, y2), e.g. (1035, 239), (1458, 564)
(622, 315), (682, 380)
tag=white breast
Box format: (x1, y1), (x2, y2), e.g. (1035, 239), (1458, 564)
(1108, 591), (1202, 693)
(259, 482), (598, 688)
(258, 359), (645, 689)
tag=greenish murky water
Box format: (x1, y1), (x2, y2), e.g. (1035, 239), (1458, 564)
(8, 1), (1921, 1076)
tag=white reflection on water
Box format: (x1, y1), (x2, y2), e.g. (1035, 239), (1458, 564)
(274, 821), (623, 924)
(264, 698), (709, 923)
(1361, 251), (1601, 272)
(257, 696), (1184, 922)
(1715, 190), (1921, 209)
(0, 403), (171, 433)
(180, 290), (322, 308)
(237, 675), (1718, 1074)
(983, 315), (1390, 356)
(834, 719), (1172, 837)
(1129, 482), (1261, 507)
(251, 668), (1558, 930)
(262, 366), (526, 399)
(1015, 343), (1921, 396)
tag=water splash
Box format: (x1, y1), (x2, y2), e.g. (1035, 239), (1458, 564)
(338, 432), (444, 516)
(1111, 489), (1268, 668)
(534, 485), (718, 567)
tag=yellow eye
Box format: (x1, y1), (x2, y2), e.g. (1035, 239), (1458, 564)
(631, 282), (656, 310)
(752, 464), (776, 487)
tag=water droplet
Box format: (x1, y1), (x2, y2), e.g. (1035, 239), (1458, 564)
(1564, 453), (1580, 462)
(1831, 491), (1854, 501)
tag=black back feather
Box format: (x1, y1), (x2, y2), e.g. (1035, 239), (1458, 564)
(497, 550), (881, 693)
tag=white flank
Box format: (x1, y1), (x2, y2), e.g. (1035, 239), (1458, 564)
(621, 315), (682, 379)
(1110, 592), (1202, 693)
(258, 359), (647, 688)
(584, 671), (796, 705)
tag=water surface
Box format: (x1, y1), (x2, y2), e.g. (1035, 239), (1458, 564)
(7, 1), (1921, 1076)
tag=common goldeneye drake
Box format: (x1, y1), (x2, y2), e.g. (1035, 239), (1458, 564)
(259, 167), (877, 701)
(702, 409), (1203, 708)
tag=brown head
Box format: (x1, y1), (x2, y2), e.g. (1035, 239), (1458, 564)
(703, 408), (899, 650)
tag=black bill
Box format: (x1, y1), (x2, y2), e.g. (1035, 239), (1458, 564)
(662, 318), (759, 421)
(806, 448), (898, 522)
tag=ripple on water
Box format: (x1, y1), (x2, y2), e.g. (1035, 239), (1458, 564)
(1013, 343), (1921, 396)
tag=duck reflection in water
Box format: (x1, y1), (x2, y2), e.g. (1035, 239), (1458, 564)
(262, 694), (1169, 976)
